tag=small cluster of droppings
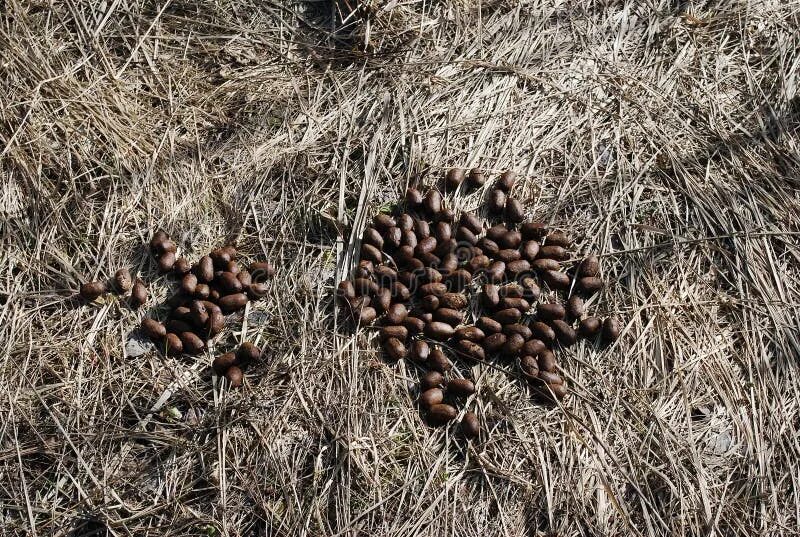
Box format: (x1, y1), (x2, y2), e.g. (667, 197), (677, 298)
(80, 268), (146, 308)
(338, 168), (621, 439)
(211, 342), (262, 388)
(80, 231), (274, 388)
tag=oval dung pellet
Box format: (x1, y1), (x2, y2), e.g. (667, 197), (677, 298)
(249, 262), (275, 281)
(504, 198), (524, 223)
(493, 308), (521, 325)
(550, 383), (568, 399)
(483, 333), (507, 353)
(383, 337), (406, 361)
(179, 332), (205, 355)
(165, 333), (183, 356)
(421, 371), (445, 390)
(455, 226), (478, 245)
(448, 378), (476, 397)
(532, 258), (560, 272)
(373, 214), (396, 231)
(424, 321), (455, 340)
(439, 293), (468, 310)
(173, 257), (191, 275)
(447, 269), (472, 292)
(419, 282), (448, 297)
(602, 316), (621, 344)
(485, 261), (505, 283)
(436, 207), (455, 223)
(149, 230), (169, 253)
(194, 283), (211, 300)
(79, 281), (107, 301)
(362, 227), (384, 249)
(337, 280), (356, 303)
(552, 320), (577, 346)
(539, 245), (568, 261)
(500, 297), (530, 313)
(520, 355), (539, 378)
(385, 303), (408, 325)
(237, 342), (261, 365)
(521, 222), (548, 240)
(166, 319), (193, 335)
(357, 306), (377, 325)
(396, 214), (414, 231)
(113, 269), (132, 293)
(130, 280), (148, 308)
(566, 295), (584, 319)
(384, 226), (402, 248)
(531, 321), (555, 343)
(468, 254), (491, 273)
(538, 370), (563, 385)
(477, 237), (500, 256)
(423, 190), (442, 216)
(496, 249), (521, 263)
(502, 323), (532, 340)
(455, 326), (485, 342)
(212, 352), (237, 375)
(403, 316), (425, 335)
(141, 318), (166, 340)
(522, 338), (547, 357)
(520, 277), (541, 302)
(482, 284), (500, 309)
(577, 277), (603, 294)
(445, 168), (465, 189)
(373, 288), (392, 313)
(195, 256), (214, 282)
(421, 294), (440, 312)
(486, 224), (508, 242)
(543, 270), (570, 290)
(520, 241), (540, 261)
(409, 340), (430, 363)
(360, 243), (383, 264)
(545, 230), (571, 248)
(217, 271), (242, 294)
(500, 284), (524, 298)
(578, 317), (602, 338)
(434, 221), (452, 243)
(468, 168), (485, 187)
(401, 230), (418, 249)
(406, 187), (423, 207)
(496, 170), (516, 191)
(218, 293), (248, 313)
(189, 300), (209, 328)
(501, 333), (525, 356)
(538, 349), (557, 372)
(498, 230), (522, 249)
(419, 388), (444, 409)
(415, 236), (438, 256)
(428, 403), (457, 425)
(507, 259), (531, 277)
(226, 366), (244, 388)
(460, 412), (480, 439)
(158, 252), (175, 274)
(537, 303), (565, 321)
(428, 347), (452, 373)
(380, 325), (408, 342)
(476, 316), (502, 334)
(459, 213), (483, 234)
(578, 255), (600, 277)
(488, 189), (506, 214)
(456, 340), (485, 361)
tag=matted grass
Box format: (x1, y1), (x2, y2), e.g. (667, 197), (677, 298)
(1, 0), (799, 535)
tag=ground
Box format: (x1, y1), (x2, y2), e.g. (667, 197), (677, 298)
(1, 1), (799, 535)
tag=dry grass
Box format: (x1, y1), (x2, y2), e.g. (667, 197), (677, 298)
(2, 0), (800, 535)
